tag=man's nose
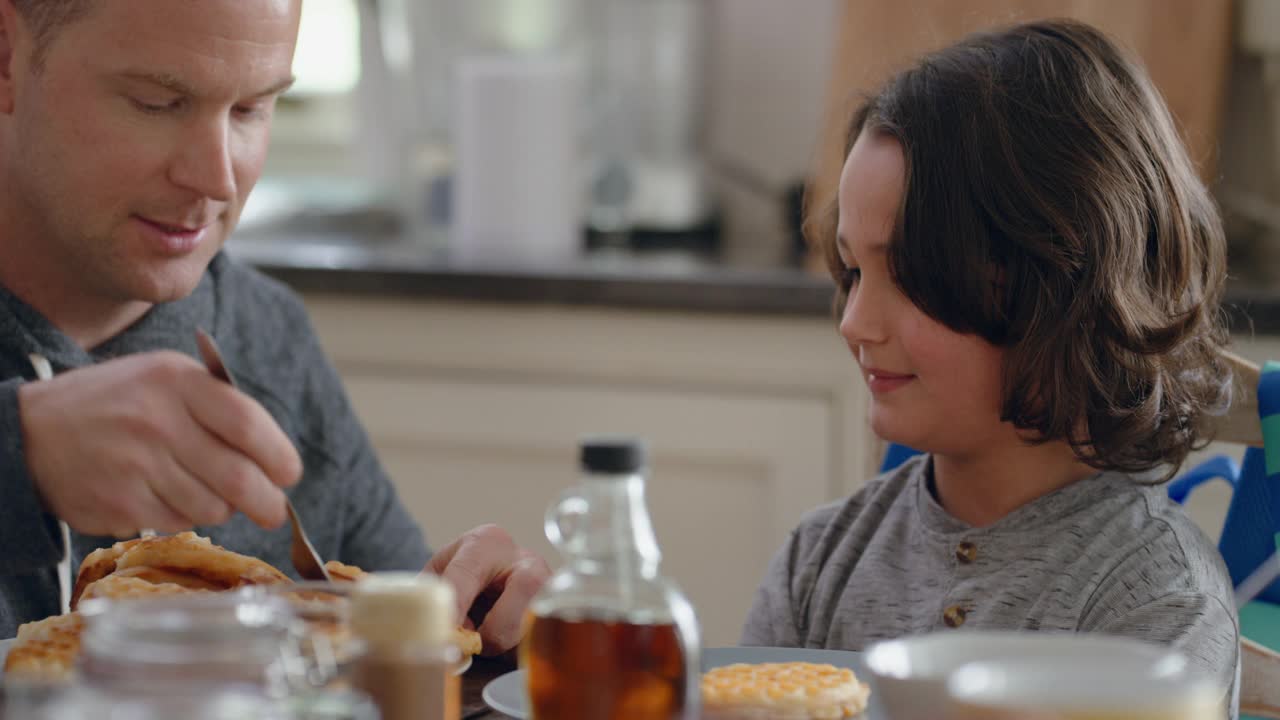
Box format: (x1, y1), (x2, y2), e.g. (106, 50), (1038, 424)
(169, 115), (236, 203)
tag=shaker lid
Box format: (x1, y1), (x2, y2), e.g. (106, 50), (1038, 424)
(580, 436), (647, 474)
(351, 572), (456, 649)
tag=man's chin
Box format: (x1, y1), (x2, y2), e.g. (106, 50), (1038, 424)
(121, 252), (219, 304)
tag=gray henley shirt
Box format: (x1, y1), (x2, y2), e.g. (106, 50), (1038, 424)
(743, 454), (1240, 717)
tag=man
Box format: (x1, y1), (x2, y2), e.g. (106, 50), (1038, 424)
(0, 0), (549, 654)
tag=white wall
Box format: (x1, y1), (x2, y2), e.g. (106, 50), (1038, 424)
(705, 0), (841, 266)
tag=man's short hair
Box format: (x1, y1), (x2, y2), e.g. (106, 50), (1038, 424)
(12, 0), (92, 68)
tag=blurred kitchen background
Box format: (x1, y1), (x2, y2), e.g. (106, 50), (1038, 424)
(229, 0), (1280, 646)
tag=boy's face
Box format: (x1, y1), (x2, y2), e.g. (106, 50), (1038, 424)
(835, 132), (1008, 455)
(0, 0), (300, 305)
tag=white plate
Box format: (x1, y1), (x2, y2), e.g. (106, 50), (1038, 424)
(483, 645), (886, 719)
(454, 655), (472, 676)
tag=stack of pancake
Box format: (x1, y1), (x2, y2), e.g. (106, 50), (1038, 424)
(3, 532), (481, 681)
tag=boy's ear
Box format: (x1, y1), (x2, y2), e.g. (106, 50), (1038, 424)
(0, 0), (19, 115)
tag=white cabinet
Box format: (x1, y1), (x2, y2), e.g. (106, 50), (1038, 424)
(301, 295), (876, 645)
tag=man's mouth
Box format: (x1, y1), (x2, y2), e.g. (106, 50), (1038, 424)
(135, 216), (213, 234)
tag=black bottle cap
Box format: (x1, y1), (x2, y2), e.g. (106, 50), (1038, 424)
(580, 436), (647, 475)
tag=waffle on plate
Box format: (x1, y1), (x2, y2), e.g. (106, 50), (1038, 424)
(701, 661), (871, 719)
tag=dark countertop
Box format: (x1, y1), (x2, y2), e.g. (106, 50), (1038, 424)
(225, 234), (837, 317)
(225, 234), (1280, 332)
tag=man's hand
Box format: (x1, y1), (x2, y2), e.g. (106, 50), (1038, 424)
(19, 351), (302, 538)
(427, 524), (551, 655)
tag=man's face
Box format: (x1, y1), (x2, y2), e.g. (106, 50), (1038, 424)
(1, 0), (300, 305)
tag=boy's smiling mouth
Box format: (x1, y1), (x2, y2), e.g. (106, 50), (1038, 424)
(862, 366), (916, 394)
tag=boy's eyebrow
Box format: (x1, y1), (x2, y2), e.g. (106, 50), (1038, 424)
(116, 71), (297, 99)
(838, 232), (888, 257)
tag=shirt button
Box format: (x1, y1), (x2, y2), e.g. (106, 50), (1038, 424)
(956, 541), (977, 564)
(943, 605), (967, 628)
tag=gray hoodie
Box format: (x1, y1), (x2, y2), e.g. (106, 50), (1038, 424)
(0, 253), (429, 639)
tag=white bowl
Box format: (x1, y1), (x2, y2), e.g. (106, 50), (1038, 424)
(947, 658), (1222, 720)
(863, 631), (1189, 720)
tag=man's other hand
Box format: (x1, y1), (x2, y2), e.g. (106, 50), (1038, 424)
(427, 524), (551, 655)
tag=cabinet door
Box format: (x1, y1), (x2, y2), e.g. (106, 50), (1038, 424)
(344, 373), (831, 647)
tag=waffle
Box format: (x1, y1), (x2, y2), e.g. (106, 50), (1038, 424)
(323, 560), (367, 582)
(78, 571), (209, 604)
(3, 614), (84, 682)
(701, 662), (871, 719)
(71, 532), (288, 608)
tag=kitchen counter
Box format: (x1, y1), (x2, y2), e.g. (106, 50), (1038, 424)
(225, 233), (1280, 332)
(225, 232), (836, 317)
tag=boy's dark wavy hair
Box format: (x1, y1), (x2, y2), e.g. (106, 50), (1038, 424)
(816, 18), (1232, 479)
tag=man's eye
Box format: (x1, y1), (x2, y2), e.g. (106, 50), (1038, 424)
(234, 95), (282, 121)
(130, 97), (184, 114)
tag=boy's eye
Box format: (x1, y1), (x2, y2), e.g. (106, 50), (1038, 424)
(841, 266), (862, 288)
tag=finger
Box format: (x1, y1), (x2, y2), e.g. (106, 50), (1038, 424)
(431, 533), (519, 625)
(173, 418), (287, 529)
(206, 456), (287, 529)
(182, 374), (302, 489)
(476, 554), (550, 654)
(160, 421), (236, 527)
(425, 539), (459, 576)
(119, 486), (191, 537)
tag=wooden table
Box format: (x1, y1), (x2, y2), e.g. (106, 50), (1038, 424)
(461, 656), (517, 719)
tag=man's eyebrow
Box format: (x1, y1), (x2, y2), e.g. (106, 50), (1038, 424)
(251, 75), (297, 98)
(116, 72), (297, 98)
(117, 71), (195, 96)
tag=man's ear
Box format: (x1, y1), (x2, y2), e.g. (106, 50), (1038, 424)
(0, 0), (17, 115)
(0, 0), (28, 114)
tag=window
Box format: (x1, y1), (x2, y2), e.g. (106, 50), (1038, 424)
(263, 0), (363, 178)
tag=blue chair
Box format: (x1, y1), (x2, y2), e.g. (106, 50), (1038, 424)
(1173, 356), (1280, 719)
(879, 442), (922, 474)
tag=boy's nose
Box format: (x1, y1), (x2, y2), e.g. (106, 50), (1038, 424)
(839, 287), (888, 348)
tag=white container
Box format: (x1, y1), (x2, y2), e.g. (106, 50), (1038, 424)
(452, 53), (583, 264)
(863, 630), (1190, 720)
(947, 656), (1222, 720)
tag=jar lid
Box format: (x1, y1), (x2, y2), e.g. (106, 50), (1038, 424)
(350, 573), (456, 649)
(580, 436), (647, 475)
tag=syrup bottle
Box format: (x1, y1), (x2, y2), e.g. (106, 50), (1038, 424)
(523, 437), (701, 720)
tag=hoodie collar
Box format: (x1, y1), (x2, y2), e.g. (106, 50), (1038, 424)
(0, 254), (224, 374)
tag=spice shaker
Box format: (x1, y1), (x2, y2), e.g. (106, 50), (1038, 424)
(350, 572), (461, 720)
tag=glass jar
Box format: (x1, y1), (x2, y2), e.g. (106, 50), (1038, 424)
(15, 593), (378, 720)
(76, 592), (298, 696)
(522, 437), (701, 720)
(255, 581), (364, 691)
